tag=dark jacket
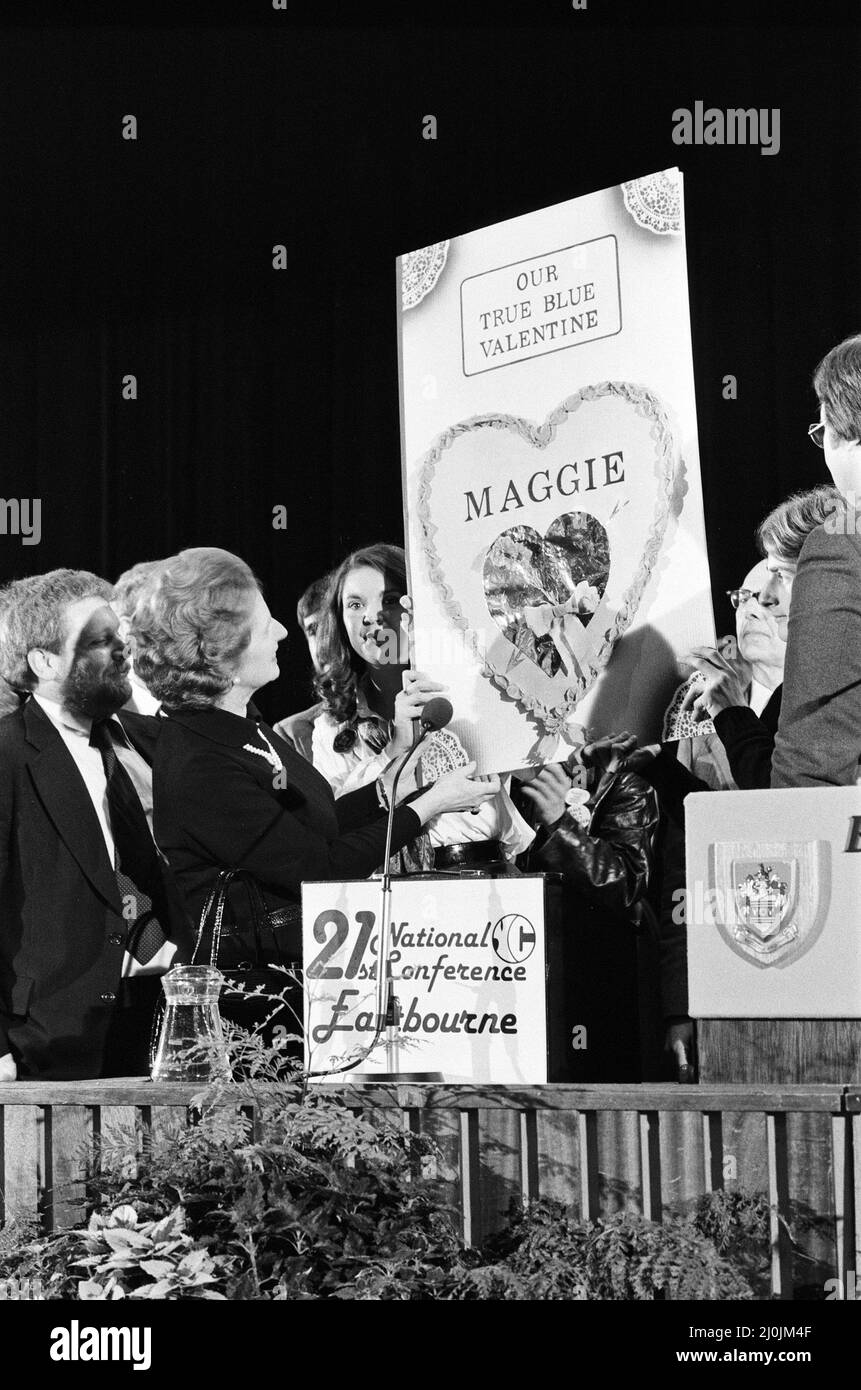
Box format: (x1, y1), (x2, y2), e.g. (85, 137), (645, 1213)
(772, 521), (861, 786)
(0, 699), (193, 1079)
(520, 767), (661, 1082)
(151, 705), (422, 959)
(642, 685), (782, 823)
(713, 685), (782, 789)
(526, 766), (659, 921)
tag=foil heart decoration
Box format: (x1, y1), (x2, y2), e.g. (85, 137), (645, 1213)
(415, 380), (678, 735)
(483, 512), (610, 681)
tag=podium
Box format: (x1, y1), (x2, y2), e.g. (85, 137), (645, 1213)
(302, 872), (657, 1083)
(685, 786), (861, 1295)
(303, 875), (556, 1081)
(685, 786), (861, 1083)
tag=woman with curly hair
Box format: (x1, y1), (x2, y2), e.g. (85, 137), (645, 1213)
(132, 547), (500, 956)
(312, 543), (533, 871)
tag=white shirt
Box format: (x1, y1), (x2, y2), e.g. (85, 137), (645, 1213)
(748, 678), (776, 718)
(32, 694), (175, 976)
(33, 694), (156, 849)
(312, 709), (534, 858)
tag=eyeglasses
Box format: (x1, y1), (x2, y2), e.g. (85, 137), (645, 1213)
(808, 421), (826, 449)
(726, 588), (767, 610)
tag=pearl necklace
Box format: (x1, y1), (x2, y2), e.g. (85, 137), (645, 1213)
(243, 727), (284, 777)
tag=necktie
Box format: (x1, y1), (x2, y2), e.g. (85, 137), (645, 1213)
(89, 719), (169, 965)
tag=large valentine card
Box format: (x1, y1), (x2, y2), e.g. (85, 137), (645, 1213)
(398, 170), (715, 771)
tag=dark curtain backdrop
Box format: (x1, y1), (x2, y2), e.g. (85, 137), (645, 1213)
(0, 2), (859, 723)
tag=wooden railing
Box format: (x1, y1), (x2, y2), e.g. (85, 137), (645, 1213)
(2, 1079), (859, 1300)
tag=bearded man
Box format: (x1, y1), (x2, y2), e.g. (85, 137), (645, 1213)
(0, 570), (192, 1080)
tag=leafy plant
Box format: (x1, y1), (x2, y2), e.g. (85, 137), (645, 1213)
(0, 1027), (773, 1300)
(691, 1188), (774, 1299)
(451, 1199), (756, 1301)
(75, 1205), (230, 1300)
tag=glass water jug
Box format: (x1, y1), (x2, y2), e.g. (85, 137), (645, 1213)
(150, 965), (230, 1083)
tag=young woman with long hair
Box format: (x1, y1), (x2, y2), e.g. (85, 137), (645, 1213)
(312, 542), (533, 871)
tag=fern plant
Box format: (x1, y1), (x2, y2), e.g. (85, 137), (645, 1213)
(0, 1028), (772, 1301)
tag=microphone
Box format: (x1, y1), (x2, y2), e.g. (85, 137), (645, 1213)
(375, 696), (454, 1035)
(419, 696), (453, 733)
(381, 696), (453, 880)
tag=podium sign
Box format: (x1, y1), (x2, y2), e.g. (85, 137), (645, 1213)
(302, 877), (548, 1081)
(686, 787), (861, 1017)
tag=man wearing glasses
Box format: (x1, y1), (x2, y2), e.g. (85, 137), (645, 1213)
(772, 335), (861, 787)
(680, 485), (840, 788)
(691, 565), (786, 723)
(581, 557), (789, 1081)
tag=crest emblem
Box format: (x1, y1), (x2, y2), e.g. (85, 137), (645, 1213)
(733, 861), (794, 954)
(710, 841), (831, 969)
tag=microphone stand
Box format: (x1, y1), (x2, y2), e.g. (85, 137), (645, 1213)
(375, 720), (434, 1064)
(307, 700), (451, 1079)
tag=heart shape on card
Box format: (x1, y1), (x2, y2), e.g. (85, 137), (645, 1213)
(483, 513), (610, 679)
(415, 381), (678, 733)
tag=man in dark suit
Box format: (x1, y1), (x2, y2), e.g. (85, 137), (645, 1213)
(0, 570), (192, 1081)
(772, 334), (861, 788)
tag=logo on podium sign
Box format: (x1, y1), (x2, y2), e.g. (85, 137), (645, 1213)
(491, 914), (536, 964)
(709, 841), (831, 969)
